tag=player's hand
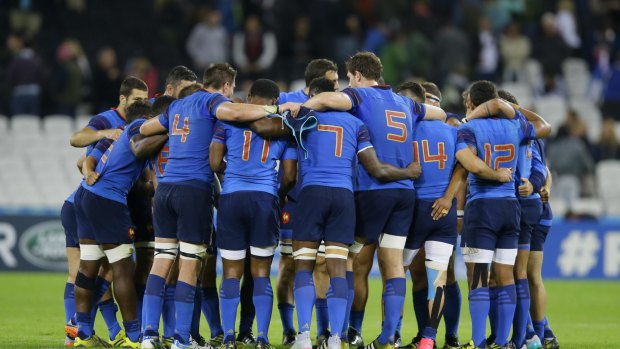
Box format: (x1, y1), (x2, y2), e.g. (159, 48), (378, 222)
(431, 196), (452, 221)
(541, 186), (551, 203)
(279, 102), (302, 117)
(495, 167), (513, 183)
(518, 177), (534, 197)
(98, 128), (122, 141)
(85, 171), (100, 186)
(406, 162), (422, 179)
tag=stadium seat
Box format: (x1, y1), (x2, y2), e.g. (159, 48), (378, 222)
(596, 160), (620, 216)
(43, 115), (74, 136)
(500, 82), (533, 108)
(569, 97), (602, 142)
(571, 198), (604, 217)
(533, 95), (567, 136)
(289, 79), (306, 92)
(524, 59), (544, 94)
(563, 58), (591, 97)
(10, 115), (41, 133)
(75, 115), (92, 130)
(0, 115), (8, 134)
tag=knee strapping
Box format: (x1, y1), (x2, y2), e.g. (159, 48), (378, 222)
(80, 244), (105, 261)
(348, 240), (364, 254)
(325, 245), (348, 260)
(75, 271), (96, 290)
(428, 285), (445, 329)
(379, 233), (406, 249)
(154, 242), (179, 260)
(471, 263), (489, 289)
(179, 242), (206, 261)
(402, 248), (419, 267)
(293, 247), (317, 261)
(104, 244), (134, 263)
(220, 249), (246, 260)
(135, 241), (155, 249)
(250, 246), (276, 258)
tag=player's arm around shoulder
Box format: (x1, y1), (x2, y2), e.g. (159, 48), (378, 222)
(358, 146), (420, 182)
(215, 101), (278, 123)
(140, 116), (167, 136)
(455, 146), (512, 182)
(464, 98), (515, 122)
(130, 134), (168, 159)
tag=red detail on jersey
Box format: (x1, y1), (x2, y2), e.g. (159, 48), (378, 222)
(385, 110), (408, 142)
(157, 146), (169, 175)
(172, 114), (190, 143)
(484, 143), (515, 169)
(317, 124), (344, 157)
(242, 130), (252, 161)
(261, 139), (271, 163)
(421, 140), (448, 169)
(282, 211), (290, 224)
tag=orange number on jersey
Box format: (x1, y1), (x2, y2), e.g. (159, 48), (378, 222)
(385, 110), (408, 142)
(484, 143), (515, 169)
(172, 114), (190, 143)
(157, 145), (169, 175)
(413, 140), (448, 169)
(242, 130), (271, 163)
(317, 124), (344, 157)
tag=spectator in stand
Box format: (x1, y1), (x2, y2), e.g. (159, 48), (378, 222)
(52, 39), (87, 116)
(333, 14), (362, 68)
(92, 47), (122, 113)
(232, 15), (277, 83)
(6, 32), (44, 116)
(381, 30), (408, 86)
(555, 0), (581, 55)
(500, 21), (531, 82)
(433, 19), (471, 85)
(556, 109), (590, 148)
(473, 16), (499, 82)
(533, 13), (570, 94)
(406, 26), (432, 80)
(186, 8), (229, 72)
(592, 118), (620, 162)
(124, 56), (158, 98)
(289, 16), (318, 79)
(602, 52), (620, 121)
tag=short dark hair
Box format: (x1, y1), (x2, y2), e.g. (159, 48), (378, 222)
(468, 80), (498, 107)
(203, 63), (237, 90)
(304, 59), (338, 86)
(497, 89), (518, 105)
(309, 77), (336, 96)
(126, 100), (152, 122)
(166, 65), (197, 87)
(178, 83), (203, 99)
(119, 76), (148, 98)
(421, 82), (442, 100)
(345, 52), (383, 81)
(395, 81), (426, 103)
(151, 95), (176, 116)
(249, 79), (280, 100)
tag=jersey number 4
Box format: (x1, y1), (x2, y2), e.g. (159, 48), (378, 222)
(385, 110), (408, 142)
(172, 114), (190, 143)
(317, 124), (343, 157)
(484, 143), (515, 169)
(413, 140), (448, 169)
(242, 130), (270, 163)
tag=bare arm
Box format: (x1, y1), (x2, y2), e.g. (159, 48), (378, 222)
(70, 127), (122, 147)
(215, 101), (278, 122)
(76, 154), (86, 173)
(82, 156), (100, 186)
(465, 98), (516, 121)
(541, 166), (552, 203)
(278, 159), (298, 207)
(422, 104), (447, 121)
(430, 163), (468, 220)
(248, 117), (291, 138)
(140, 118), (168, 136)
(301, 91), (353, 112)
(513, 104), (552, 138)
(130, 134), (169, 159)
(358, 147), (420, 182)
(209, 141), (227, 174)
(455, 147), (513, 182)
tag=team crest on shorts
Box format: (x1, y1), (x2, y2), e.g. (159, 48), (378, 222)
(282, 212), (290, 224)
(128, 227), (135, 239)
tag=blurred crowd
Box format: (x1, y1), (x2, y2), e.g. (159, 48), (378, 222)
(1, 0), (620, 206)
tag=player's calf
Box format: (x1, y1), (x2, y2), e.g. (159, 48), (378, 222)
(249, 247), (277, 346)
(314, 248), (331, 344)
(349, 242), (376, 345)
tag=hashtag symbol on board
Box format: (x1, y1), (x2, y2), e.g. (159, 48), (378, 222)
(558, 230), (601, 277)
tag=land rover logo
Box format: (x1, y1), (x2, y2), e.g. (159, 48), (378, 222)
(18, 220), (67, 271)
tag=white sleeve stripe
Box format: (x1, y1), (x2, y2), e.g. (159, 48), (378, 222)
(357, 145), (374, 154)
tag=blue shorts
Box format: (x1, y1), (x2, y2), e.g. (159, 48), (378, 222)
(127, 189), (154, 244)
(217, 191), (279, 251)
(295, 186), (355, 245)
(461, 198), (520, 251)
(355, 189), (416, 243)
(405, 198), (458, 250)
(61, 201), (79, 248)
(74, 186), (135, 244)
(518, 198), (543, 250)
(531, 203), (553, 252)
(280, 200), (295, 241)
(153, 181), (213, 243)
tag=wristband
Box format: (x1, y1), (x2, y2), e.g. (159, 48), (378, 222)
(457, 210), (464, 218)
(264, 105), (278, 115)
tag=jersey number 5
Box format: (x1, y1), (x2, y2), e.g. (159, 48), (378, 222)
(242, 130), (271, 163)
(385, 110), (408, 142)
(484, 143), (515, 169)
(172, 114), (190, 143)
(413, 140), (448, 169)
(317, 124), (343, 157)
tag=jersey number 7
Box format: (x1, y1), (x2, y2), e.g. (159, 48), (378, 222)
(242, 130), (271, 163)
(317, 124), (343, 157)
(413, 140), (447, 169)
(484, 143), (515, 169)
(172, 114), (190, 143)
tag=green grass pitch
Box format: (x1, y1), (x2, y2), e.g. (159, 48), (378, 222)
(0, 273), (618, 348)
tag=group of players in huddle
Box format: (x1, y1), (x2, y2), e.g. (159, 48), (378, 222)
(59, 51), (561, 349)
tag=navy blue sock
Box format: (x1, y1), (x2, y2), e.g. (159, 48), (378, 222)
(162, 284), (176, 338)
(468, 287), (490, 348)
(421, 326), (438, 341)
(413, 288), (429, 335)
(396, 315), (403, 335)
(315, 298), (329, 337)
(327, 277), (347, 340)
(135, 283), (146, 328)
(123, 319), (140, 342)
(534, 319), (545, 341)
(495, 284), (517, 346)
(341, 271), (354, 337)
(90, 277), (111, 328)
(278, 303), (295, 334)
(142, 274), (166, 337)
(76, 312), (93, 340)
(350, 310), (364, 333)
(98, 299), (121, 340)
(190, 286), (202, 340)
(443, 282), (461, 338)
(378, 278), (406, 345)
(512, 279), (530, 347)
(543, 316), (555, 339)
(64, 283), (76, 323)
(253, 277), (273, 342)
(220, 278), (241, 343)
(293, 270), (315, 333)
(239, 310), (254, 335)
(489, 286), (498, 339)
(526, 315), (536, 339)
(174, 281), (197, 345)
(201, 287), (223, 338)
